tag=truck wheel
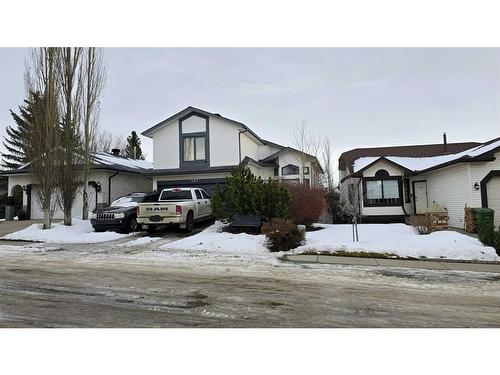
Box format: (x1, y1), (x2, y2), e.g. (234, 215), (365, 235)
(128, 217), (139, 232)
(147, 225), (157, 234)
(185, 212), (194, 233)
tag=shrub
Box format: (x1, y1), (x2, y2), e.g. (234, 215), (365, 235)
(287, 184), (326, 227)
(211, 166), (290, 222)
(408, 215), (430, 235)
(262, 218), (305, 252)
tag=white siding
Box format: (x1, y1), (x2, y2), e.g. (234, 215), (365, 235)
(153, 120), (179, 169)
(257, 143), (281, 160)
(181, 115), (206, 133)
(209, 116), (241, 166)
(240, 132), (259, 160)
(363, 160), (403, 177)
(470, 151), (500, 207)
(417, 163), (472, 229)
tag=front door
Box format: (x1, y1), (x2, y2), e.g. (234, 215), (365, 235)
(413, 181), (428, 214)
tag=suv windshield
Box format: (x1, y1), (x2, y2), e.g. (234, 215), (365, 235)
(111, 195), (145, 207)
(159, 190), (192, 200)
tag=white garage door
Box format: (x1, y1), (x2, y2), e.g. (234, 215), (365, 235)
(487, 176), (500, 228)
(31, 186), (95, 220)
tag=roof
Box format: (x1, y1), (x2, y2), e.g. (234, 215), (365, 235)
(240, 156), (278, 169)
(341, 137), (500, 177)
(0, 152), (153, 176)
(339, 141), (480, 174)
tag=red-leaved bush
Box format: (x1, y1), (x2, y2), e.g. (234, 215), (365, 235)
(287, 184), (326, 227)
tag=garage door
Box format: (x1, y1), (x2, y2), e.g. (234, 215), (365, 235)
(487, 176), (500, 228)
(157, 178), (226, 195)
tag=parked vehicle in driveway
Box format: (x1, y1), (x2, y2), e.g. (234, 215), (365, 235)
(137, 187), (212, 232)
(91, 192), (157, 233)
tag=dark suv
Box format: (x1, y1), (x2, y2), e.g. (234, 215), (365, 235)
(91, 192), (158, 233)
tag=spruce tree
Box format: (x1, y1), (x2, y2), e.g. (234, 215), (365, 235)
(2, 92), (43, 170)
(124, 131), (144, 159)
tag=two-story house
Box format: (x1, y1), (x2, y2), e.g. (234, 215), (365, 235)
(142, 106), (323, 193)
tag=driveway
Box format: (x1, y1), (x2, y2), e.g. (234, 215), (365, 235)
(0, 220), (42, 239)
(0, 237), (499, 327)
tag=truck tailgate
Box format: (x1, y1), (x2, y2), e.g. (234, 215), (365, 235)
(138, 203), (179, 220)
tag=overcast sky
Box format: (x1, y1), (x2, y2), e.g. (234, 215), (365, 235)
(1, 48), (499, 163)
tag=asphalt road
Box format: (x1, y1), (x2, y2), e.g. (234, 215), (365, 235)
(0, 236), (499, 327)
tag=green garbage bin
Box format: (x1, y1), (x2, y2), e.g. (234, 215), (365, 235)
(474, 208), (495, 245)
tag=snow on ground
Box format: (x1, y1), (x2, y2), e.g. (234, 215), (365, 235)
(123, 236), (161, 247)
(289, 224), (499, 261)
(2, 218), (132, 243)
(155, 221), (279, 265)
(154, 222), (499, 263)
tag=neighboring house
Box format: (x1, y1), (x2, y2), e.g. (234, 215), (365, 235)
(0, 150), (152, 220)
(338, 135), (500, 228)
(142, 106), (323, 193)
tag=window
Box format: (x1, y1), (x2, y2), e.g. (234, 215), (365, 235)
(201, 190), (210, 199)
(183, 136), (206, 162)
(195, 189), (202, 199)
(160, 190), (193, 201)
(281, 164), (299, 176)
(274, 168), (279, 176)
(304, 167), (310, 175)
(363, 170), (402, 206)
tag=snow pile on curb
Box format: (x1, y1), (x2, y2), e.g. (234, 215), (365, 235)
(290, 224), (499, 261)
(2, 218), (131, 243)
(123, 236), (161, 246)
(157, 221), (277, 264)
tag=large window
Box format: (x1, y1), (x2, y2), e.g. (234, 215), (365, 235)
(363, 169), (402, 206)
(183, 136), (206, 162)
(282, 164), (299, 176)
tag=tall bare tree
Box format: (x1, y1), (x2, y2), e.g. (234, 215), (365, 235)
(81, 48), (106, 220)
(321, 136), (334, 191)
(57, 47), (83, 226)
(24, 48), (60, 229)
(293, 120), (323, 186)
(95, 129), (125, 154)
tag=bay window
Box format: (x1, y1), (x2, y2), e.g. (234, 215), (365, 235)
(363, 169), (402, 206)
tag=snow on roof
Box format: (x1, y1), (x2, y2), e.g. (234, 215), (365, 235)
(93, 153), (152, 172)
(352, 139), (500, 173)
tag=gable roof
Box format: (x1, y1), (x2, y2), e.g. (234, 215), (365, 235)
(342, 137), (500, 177)
(142, 106), (266, 144)
(0, 152), (153, 176)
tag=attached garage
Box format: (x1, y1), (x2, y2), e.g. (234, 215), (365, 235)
(157, 178), (226, 195)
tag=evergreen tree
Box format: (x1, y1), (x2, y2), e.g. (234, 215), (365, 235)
(124, 131), (144, 159)
(2, 92), (43, 170)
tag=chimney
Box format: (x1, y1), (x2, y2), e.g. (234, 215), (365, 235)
(443, 132), (447, 152)
(111, 148), (120, 156)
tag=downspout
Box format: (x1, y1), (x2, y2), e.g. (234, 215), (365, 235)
(401, 177), (408, 216)
(108, 171), (119, 205)
(357, 178), (362, 222)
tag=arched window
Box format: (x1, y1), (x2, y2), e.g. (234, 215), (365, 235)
(363, 169), (402, 206)
(281, 164), (299, 176)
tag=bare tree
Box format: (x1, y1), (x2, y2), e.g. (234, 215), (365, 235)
(293, 120), (323, 186)
(321, 136), (334, 191)
(57, 47), (83, 226)
(24, 48), (60, 229)
(338, 177), (362, 241)
(81, 48), (106, 220)
(95, 129), (126, 154)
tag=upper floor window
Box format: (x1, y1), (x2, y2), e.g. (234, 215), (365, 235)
(304, 166), (310, 175)
(282, 164), (299, 176)
(183, 136), (206, 162)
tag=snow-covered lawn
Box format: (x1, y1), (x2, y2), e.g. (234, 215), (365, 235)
(292, 224), (499, 261)
(158, 222), (499, 262)
(2, 218), (132, 243)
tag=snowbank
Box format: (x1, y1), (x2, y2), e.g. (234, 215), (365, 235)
(2, 218), (131, 243)
(158, 221), (276, 264)
(290, 224), (499, 261)
(159, 222), (499, 262)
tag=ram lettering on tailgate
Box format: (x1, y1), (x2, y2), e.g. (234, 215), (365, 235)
(146, 207), (168, 211)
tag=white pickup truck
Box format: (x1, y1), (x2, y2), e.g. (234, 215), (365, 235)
(136, 187), (212, 232)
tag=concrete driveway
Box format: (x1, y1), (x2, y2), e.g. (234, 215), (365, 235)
(0, 220), (41, 239)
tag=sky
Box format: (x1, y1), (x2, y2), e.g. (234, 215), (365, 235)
(1, 48), (499, 164)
